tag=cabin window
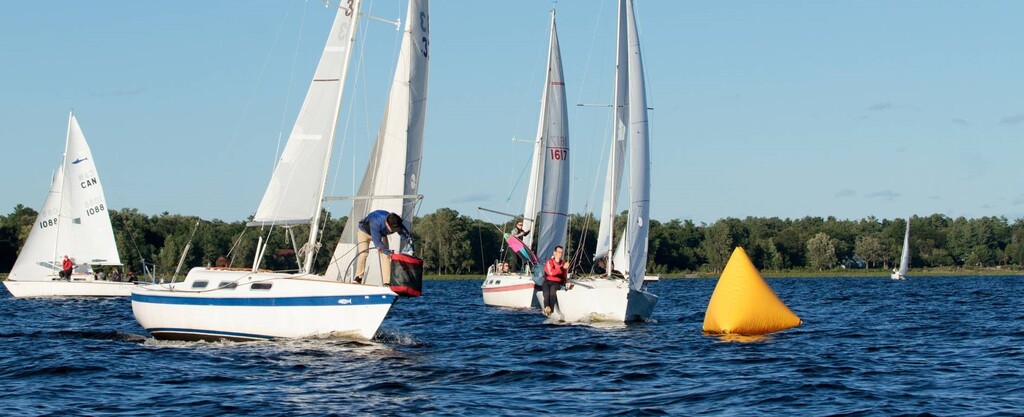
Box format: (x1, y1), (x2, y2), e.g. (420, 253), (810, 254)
(191, 281), (208, 289)
(217, 281), (237, 289)
(494, 280), (500, 285)
(251, 282), (273, 290)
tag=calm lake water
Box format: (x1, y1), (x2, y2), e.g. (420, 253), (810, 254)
(1, 276), (1022, 416)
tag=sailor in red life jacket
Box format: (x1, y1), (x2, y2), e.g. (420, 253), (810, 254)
(60, 255), (74, 279)
(542, 245), (569, 316)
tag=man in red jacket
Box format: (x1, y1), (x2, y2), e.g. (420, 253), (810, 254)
(542, 246), (567, 316)
(60, 255), (74, 279)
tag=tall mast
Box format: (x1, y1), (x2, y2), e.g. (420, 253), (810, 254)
(51, 111), (73, 273)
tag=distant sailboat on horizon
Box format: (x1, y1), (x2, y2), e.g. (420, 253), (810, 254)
(892, 218), (910, 280)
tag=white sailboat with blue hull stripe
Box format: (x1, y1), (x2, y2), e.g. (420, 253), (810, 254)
(131, 0), (430, 341)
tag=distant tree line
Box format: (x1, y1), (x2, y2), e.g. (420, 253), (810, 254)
(2, 204), (1023, 275)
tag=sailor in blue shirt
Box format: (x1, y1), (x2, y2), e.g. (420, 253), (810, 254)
(355, 210), (412, 284)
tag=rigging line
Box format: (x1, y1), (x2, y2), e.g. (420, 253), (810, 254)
(574, 0), (606, 112)
(223, 0), (299, 206)
(507, 25), (548, 194)
(477, 221), (486, 274)
(475, 208), (513, 263)
(356, 0), (405, 197)
(273, 0), (310, 176)
(506, 151), (535, 204)
(116, 213), (149, 272)
(257, 0), (311, 251)
(226, 227), (247, 267)
(171, 217), (203, 283)
(197, 0), (301, 261)
(250, 0), (307, 256)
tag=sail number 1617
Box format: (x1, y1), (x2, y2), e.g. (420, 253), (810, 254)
(550, 148), (568, 161)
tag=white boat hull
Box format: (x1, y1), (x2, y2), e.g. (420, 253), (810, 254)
(3, 275), (135, 298)
(481, 272), (538, 308)
(130, 267), (396, 341)
(891, 273), (906, 280)
(540, 277), (658, 323)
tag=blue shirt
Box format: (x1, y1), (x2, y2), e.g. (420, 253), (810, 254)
(359, 210), (411, 256)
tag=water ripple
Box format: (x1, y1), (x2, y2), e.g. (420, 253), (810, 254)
(1, 276), (1023, 415)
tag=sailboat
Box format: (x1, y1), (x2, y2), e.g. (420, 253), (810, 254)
(130, 0), (430, 341)
(547, 0), (657, 323)
(481, 10), (570, 309)
(4, 113), (129, 298)
(891, 218), (910, 280)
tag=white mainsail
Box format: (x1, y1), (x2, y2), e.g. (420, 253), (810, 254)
(897, 218), (911, 277)
(326, 0), (430, 283)
(9, 113), (120, 281)
(533, 10), (571, 262)
(624, 0), (650, 291)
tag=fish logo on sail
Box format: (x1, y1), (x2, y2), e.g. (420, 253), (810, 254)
(72, 157), (89, 164)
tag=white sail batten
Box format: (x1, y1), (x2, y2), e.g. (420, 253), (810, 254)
(10, 114), (120, 281)
(594, 0), (630, 263)
(625, 0), (650, 291)
(326, 0), (430, 282)
(534, 11), (570, 262)
(251, 4), (361, 226)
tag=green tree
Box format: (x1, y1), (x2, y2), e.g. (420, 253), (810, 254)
(854, 235), (885, 268)
(806, 232), (837, 270)
(700, 218), (748, 272)
(416, 208), (473, 274)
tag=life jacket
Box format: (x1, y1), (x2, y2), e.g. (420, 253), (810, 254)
(544, 258), (566, 283)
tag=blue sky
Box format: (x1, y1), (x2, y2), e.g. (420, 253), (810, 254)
(2, 1), (1023, 225)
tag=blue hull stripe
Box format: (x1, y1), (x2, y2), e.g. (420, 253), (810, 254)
(131, 293), (395, 307)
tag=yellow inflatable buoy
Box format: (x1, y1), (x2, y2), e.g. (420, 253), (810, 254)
(703, 247), (801, 335)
